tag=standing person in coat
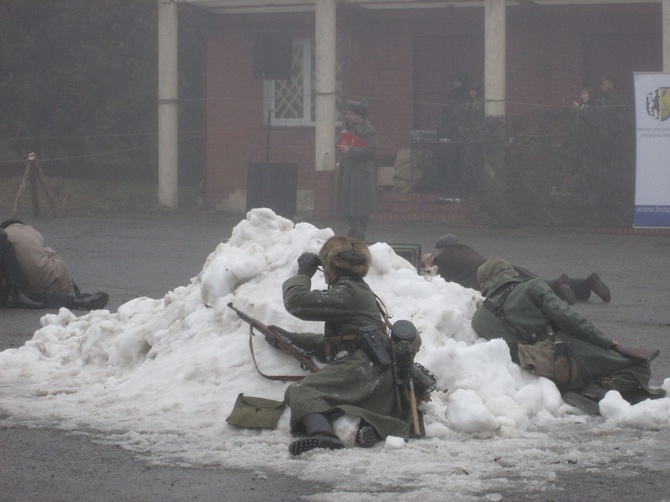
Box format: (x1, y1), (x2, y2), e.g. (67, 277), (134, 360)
(1, 219), (109, 310)
(274, 235), (420, 455)
(561, 86), (601, 206)
(471, 258), (661, 408)
(421, 234), (611, 305)
(334, 100), (379, 242)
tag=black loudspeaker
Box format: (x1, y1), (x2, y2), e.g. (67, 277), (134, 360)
(247, 163), (298, 218)
(253, 32), (292, 80)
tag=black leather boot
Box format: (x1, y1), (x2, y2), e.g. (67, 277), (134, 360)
(289, 413), (344, 456)
(586, 273), (611, 303)
(5, 287), (46, 309)
(555, 274), (576, 305)
(69, 292), (110, 311)
(581, 380), (608, 402)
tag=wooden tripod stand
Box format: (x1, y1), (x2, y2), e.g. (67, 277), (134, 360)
(11, 153), (59, 218)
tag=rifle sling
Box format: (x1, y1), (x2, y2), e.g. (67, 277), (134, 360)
(482, 283), (526, 340)
(482, 281), (550, 345)
(247, 324), (306, 382)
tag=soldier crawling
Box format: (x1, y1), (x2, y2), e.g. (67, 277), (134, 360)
(471, 258), (663, 411)
(269, 235), (421, 455)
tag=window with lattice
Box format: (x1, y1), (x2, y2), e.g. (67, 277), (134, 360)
(264, 39), (343, 126)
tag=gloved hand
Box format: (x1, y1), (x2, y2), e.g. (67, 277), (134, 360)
(268, 325), (292, 338)
(297, 252), (320, 277)
(267, 325), (299, 349)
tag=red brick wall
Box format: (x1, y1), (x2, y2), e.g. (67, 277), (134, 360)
(203, 5), (661, 214)
(205, 15), (321, 208)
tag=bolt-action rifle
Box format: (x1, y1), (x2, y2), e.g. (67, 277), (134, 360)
(227, 303), (319, 381)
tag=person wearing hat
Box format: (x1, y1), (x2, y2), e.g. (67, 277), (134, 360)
(421, 233), (486, 291)
(422, 234), (611, 305)
(1, 219), (109, 310)
(334, 99), (379, 242)
(274, 235), (420, 455)
(471, 258), (661, 409)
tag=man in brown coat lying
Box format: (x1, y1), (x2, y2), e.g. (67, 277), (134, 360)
(1, 219), (108, 310)
(421, 233), (611, 305)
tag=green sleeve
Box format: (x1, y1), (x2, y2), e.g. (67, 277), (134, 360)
(538, 284), (613, 349)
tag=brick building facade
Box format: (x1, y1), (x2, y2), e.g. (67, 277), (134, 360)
(202, 3), (662, 218)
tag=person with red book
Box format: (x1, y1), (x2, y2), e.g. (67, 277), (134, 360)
(334, 99), (379, 241)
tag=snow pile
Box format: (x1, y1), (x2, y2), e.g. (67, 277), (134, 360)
(2, 208), (669, 500)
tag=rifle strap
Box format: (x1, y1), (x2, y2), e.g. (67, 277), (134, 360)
(482, 282), (551, 345)
(247, 324), (305, 382)
(374, 294), (394, 330)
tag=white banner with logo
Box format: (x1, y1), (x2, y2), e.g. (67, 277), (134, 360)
(634, 72), (670, 228)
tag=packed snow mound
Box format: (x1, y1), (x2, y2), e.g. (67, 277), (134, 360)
(2, 208), (670, 499)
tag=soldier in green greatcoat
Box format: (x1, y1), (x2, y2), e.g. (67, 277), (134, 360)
(471, 258), (660, 408)
(277, 236), (418, 456)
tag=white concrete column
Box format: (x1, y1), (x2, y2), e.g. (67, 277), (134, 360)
(158, 0), (179, 208)
(315, 0), (337, 171)
(484, 0), (506, 117)
(664, 0), (670, 71)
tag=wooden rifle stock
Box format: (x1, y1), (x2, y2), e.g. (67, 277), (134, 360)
(227, 303), (320, 378)
(407, 378), (422, 439)
(613, 344), (660, 363)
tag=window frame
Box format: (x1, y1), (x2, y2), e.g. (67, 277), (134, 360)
(264, 38), (342, 127)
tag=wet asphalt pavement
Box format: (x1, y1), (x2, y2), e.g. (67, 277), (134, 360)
(1, 210), (670, 501)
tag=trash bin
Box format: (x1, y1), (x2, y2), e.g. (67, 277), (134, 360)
(246, 162), (298, 218)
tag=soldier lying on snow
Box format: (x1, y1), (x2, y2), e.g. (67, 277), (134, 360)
(471, 258), (663, 413)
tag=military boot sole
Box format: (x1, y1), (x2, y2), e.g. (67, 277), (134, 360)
(289, 433), (344, 456)
(356, 425), (382, 448)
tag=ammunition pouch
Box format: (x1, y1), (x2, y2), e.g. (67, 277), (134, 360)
(357, 325), (392, 367)
(553, 341), (579, 388)
(516, 328), (580, 389)
(324, 334), (359, 361)
(517, 338), (556, 379)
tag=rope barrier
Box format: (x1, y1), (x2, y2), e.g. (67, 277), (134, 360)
(0, 133), (204, 165)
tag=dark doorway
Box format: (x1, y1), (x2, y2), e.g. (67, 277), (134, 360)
(413, 35), (484, 130)
(583, 33), (661, 99)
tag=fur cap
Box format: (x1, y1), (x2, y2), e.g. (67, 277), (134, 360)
(319, 235), (371, 278)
